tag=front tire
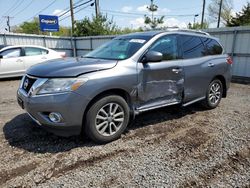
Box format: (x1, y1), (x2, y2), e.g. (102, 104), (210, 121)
(85, 95), (130, 143)
(202, 79), (223, 109)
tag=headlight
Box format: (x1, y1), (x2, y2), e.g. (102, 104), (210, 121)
(36, 78), (88, 95)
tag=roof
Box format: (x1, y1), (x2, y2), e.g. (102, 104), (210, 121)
(118, 29), (210, 39)
(0, 45), (50, 52)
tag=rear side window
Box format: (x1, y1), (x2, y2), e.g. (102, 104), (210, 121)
(149, 35), (179, 61)
(202, 38), (223, 55)
(181, 35), (206, 59)
(25, 47), (48, 56)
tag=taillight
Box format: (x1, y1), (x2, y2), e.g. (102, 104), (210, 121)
(227, 56), (233, 65)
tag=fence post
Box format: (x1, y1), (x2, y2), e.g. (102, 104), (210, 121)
(90, 37), (93, 51)
(43, 36), (46, 47)
(74, 37), (77, 57)
(231, 30), (238, 60)
(70, 36), (76, 57)
(3, 34), (7, 45)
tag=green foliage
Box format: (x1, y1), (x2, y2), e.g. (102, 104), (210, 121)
(208, 0), (233, 25)
(144, 0), (164, 29)
(14, 14), (143, 37)
(74, 14), (143, 37)
(227, 3), (250, 26)
(14, 18), (41, 35)
(52, 27), (71, 36)
(188, 21), (209, 29)
(74, 14), (119, 36)
(13, 18), (71, 36)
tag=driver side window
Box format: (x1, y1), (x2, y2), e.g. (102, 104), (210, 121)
(149, 35), (179, 61)
(0, 48), (21, 59)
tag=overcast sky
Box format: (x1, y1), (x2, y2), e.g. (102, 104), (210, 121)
(0, 0), (249, 32)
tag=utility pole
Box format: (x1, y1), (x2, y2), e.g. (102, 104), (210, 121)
(201, 0), (206, 29)
(70, 0), (75, 34)
(69, 0), (76, 57)
(95, 0), (100, 18)
(3, 16), (13, 32)
(217, 0), (223, 28)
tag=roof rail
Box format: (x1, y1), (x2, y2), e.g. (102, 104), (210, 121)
(166, 28), (210, 36)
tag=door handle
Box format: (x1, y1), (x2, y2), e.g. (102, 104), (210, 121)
(172, 68), (182, 74)
(208, 63), (215, 67)
(16, 59), (23, 63)
(41, 56), (47, 60)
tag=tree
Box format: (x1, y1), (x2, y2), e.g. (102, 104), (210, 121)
(208, 0), (233, 25)
(188, 21), (209, 29)
(13, 18), (72, 36)
(74, 14), (120, 36)
(227, 3), (250, 26)
(144, 0), (164, 29)
(14, 18), (41, 35)
(52, 27), (71, 36)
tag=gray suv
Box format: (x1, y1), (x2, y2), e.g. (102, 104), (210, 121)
(17, 30), (232, 143)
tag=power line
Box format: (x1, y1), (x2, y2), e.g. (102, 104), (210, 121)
(22, 0), (57, 23)
(1, 0), (19, 17)
(60, 3), (94, 21)
(58, 0), (93, 17)
(57, 0), (86, 14)
(100, 8), (197, 17)
(13, 0), (34, 17)
(7, 0), (25, 16)
(0, 0), (19, 27)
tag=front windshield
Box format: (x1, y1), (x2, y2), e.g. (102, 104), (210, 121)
(84, 38), (148, 60)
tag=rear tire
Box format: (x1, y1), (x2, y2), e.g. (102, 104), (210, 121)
(85, 95), (130, 143)
(202, 79), (223, 109)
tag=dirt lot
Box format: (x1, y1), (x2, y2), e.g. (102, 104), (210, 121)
(0, 79), (249, 187)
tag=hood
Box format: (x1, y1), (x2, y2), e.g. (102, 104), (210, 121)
(27, 57), (118, 78)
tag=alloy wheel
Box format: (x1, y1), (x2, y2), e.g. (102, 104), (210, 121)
(209, 82), (221, 105)
(95, 103), (125, 136)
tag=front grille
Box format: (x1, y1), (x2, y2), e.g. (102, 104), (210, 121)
(22, 76), (37, 93)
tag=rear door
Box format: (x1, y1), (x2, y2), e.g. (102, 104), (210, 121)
(23, 47), (49, 69)
(180, 35), (213, 102)
(137, 34), (184, 110)
(0, 47), (25, 77)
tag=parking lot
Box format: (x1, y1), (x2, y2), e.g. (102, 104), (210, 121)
(0, 79), (249, 187)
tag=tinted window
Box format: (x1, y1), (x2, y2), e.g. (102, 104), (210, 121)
(149, 35), (179, 60)
(202, 38), (223, 55)
(0, 48), (21, 58)
(25, 47), (48, 56)
(181, 35), (206, 59)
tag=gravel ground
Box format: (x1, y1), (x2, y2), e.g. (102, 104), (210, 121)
(0, 79), (249, 187)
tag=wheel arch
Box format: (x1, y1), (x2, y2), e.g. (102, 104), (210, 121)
(81, 88), (133, 133)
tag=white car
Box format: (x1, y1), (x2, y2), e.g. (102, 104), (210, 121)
(0, 45), (66, 78)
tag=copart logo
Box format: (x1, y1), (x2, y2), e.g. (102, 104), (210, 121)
(41, 19), (57, 25)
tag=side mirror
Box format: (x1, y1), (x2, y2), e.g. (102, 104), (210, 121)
(142, 51), (163, 63)
(0, 55), (2, 59)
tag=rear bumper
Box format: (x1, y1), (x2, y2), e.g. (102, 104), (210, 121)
(17, 88), (90, 137)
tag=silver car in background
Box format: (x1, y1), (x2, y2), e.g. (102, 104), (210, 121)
(17, 30), (232, 143)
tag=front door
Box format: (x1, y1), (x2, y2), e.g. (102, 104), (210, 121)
(0, 48), (25, 77)
(137, 34), (184, 110)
